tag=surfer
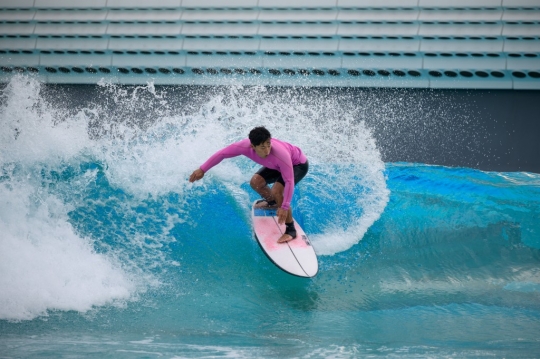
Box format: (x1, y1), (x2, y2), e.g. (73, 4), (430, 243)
(189, 126), (308, 243)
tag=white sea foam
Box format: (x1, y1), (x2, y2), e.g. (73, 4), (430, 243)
(0, 76), (137, 321)
(0, 75), (90, 166)
(0, 181), (135, 321)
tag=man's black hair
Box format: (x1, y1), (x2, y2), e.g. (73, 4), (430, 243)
(249, 126), (271, 146)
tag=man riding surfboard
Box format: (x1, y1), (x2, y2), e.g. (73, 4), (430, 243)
(189, 126), (309, 243)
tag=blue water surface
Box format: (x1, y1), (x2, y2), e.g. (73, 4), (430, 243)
(1, 159), (539, 358)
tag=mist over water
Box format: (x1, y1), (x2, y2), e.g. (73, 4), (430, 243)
(1, 75), (539, 358)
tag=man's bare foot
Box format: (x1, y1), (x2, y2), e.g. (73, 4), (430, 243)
(278, 233), (296, 243)
(254, 199), (278, 209)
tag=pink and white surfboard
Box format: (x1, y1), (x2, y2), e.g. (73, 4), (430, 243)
(252, 201), (318, 278)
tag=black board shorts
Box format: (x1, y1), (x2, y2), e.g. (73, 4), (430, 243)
(256, 160), (309, 186)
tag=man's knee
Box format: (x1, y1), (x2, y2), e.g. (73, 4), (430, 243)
(250, 174), (266, 190)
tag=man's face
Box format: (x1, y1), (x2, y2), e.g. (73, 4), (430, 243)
(252, 139), (271, 158)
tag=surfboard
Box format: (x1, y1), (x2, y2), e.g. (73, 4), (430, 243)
(252, 201), (318, 278)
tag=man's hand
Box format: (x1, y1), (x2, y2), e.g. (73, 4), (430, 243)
(277, 207), (288, 224)
(189, 168), (205, 182)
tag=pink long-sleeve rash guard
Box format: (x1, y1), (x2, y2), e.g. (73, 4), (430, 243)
(199, 138), (307, 211)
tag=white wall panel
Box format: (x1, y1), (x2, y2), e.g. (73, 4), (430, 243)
(0, 10), (36, 21)
(502, 0), (540, 6)
(337, 0), (418, 6)
(1, 0), (35, 8)
(258, 9), (337, 21)
(0, 37), (37, 49)
(258, 0), (337, 7)
(186, 54), (261, 67)
(506, 56), (540, 69)
(181, 23), (258, 35)
(430, 76), (512, 89)
(107, 0), (181, 8)
(35, 0), (107, 8)
(108, 38), (184, 50)
(419, 9), (503, 22)
(106, 10), (182, 21)
(258, 23), (337, 36)
(503, 39), (540, 52)
(181, 10), (257, 21)
(37, 38), (108, 50)
(502, 23), (540, 36)
(337, 9), (419, 22)
(45, 74), (99, 84)
(260, 56), (313, 68)
(34, 23), (107, 35)
(183, 38), (259, 51)
(419, 0), (502, 6)
(107, 23), (182, 36)
(422, 55), (506, 69)
(0, 23), (35, 35)
(339, 38), (420, 52)
(345, 74), (429, 89)
(259, 38), (338, 51)
(420, 39), (504, 52)
(502, 9), (540, 22)
(419, 23), (502, 36)
(338, 23), (419, 36)
(39, 54), (112, 66)
(513, 75), (540, 90)
(341, 55), (422, 68)
(112, 55), (186, 67)
(182, 0), (258, 7)
(0, 54), (39, 65)
(34, 10), (107, 21)
(262, 55), (340, 68)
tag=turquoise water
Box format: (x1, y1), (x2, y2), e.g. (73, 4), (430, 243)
(1, 76), (540, 358)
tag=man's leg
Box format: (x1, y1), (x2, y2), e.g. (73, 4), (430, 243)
(250, 174), (274, 203)
(271, 182), (296, 243)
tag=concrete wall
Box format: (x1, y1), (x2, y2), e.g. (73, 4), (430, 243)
(1, 1), (539, 88)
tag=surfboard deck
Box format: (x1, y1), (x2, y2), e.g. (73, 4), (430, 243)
(252, 201), (318, 278)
